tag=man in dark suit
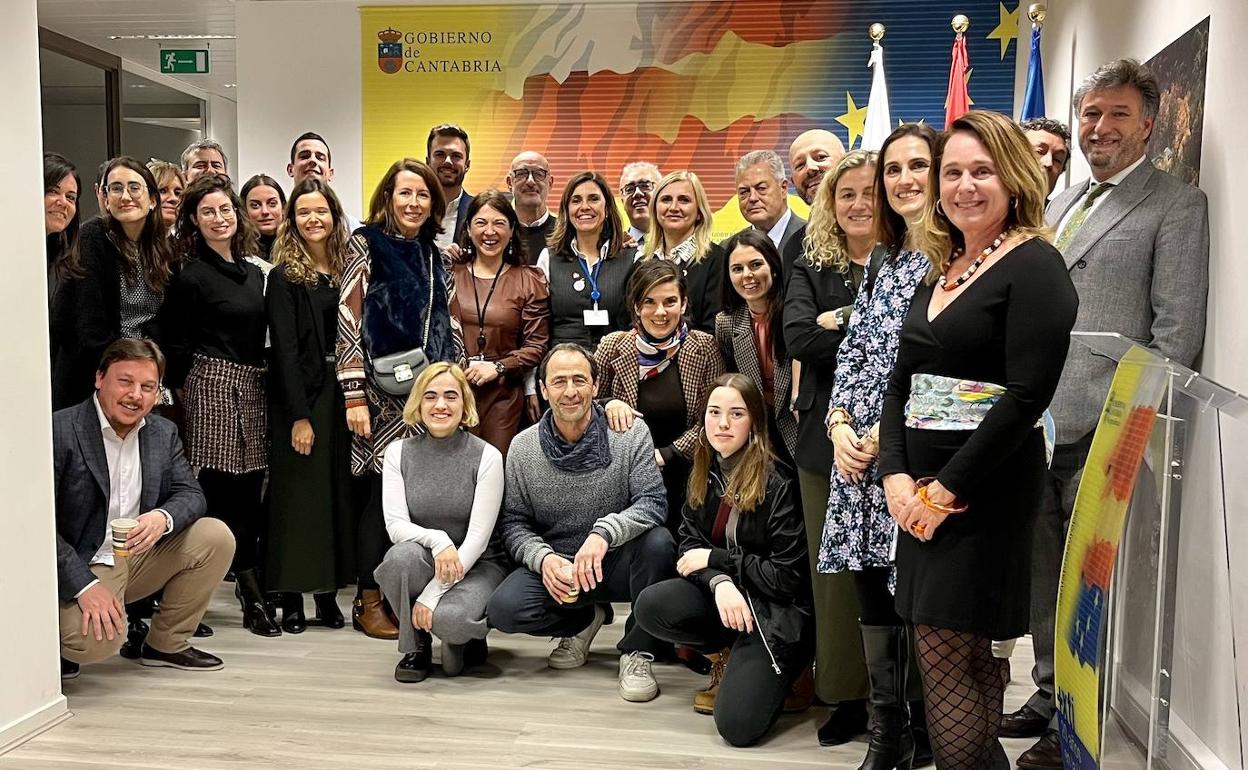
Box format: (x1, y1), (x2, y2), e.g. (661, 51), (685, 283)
(1020, 117), (1071, 196)
(427, 123), (474, 257)
(1006, 58), (1209, 770)
(507, 150), (557, 265)
(618, 161), (662, 250)
(56, 339), (234, 679)
(728, 150), (806, 278)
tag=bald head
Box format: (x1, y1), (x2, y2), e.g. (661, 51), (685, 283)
(789, 129), (847, 204)
(507, 151), (554, 220)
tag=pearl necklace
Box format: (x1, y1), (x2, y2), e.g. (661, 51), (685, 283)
(939, 231), (1009, 291)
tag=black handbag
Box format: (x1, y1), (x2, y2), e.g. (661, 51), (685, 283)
(365, 249), (435, 397)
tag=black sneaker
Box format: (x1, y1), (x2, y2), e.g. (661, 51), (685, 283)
(61, 657), (80, 680)
(139, 643), (224, 671)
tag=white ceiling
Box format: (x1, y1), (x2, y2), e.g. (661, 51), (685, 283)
(37, 0), (237, 97)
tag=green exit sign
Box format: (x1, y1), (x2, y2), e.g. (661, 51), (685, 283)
(159, 49), (209, 74)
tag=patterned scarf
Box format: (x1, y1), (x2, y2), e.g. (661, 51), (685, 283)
(635, 323), (687, 381)
(538, 402), (613, 473)
(657, 235), (698, 265)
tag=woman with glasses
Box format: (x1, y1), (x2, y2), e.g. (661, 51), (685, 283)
(642, 171), (723, 334)
(241, 174), (286, 262)
(159, 173), (280, 637)
(51, 156), (177, 410)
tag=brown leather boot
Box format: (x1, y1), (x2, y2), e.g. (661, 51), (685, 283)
(352, 589), (398, 640)
(693, 648), (730, 714)
(783, 664), (816, 713)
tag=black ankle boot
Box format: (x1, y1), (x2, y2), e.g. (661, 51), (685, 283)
(395, 630), (433, 683)
(119, 618), (148, 660)
(313, 591), (345, 629)
(910, 698), (933, 767)
(281, 593), (307, 634)
(819, 699), (869, 746)
(236, 569), (281, 637)
(858, 624), (914, 770)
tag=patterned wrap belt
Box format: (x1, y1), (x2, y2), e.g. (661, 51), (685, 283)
(904, 373), (1055, 465)
(184, 354), (268, 474)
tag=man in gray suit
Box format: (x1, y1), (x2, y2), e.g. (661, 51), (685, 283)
(729, 150), (806, 278)
(1006, 58), (1210, 770)
(55, 339), (234, 679)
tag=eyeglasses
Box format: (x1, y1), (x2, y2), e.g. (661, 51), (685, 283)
(106, 182), (147, 198)
(510, 167), (549, 182)
(197, 204), (235, 221)
(622, 180), (655, 195)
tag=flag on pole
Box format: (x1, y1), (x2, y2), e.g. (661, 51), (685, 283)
(862, 40), (891, 151)
(945, 31), (971, 127)
(1020, 25), (1045, 120)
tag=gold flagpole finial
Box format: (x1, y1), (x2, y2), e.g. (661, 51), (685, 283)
(952, 14), (970, 34)
(1028, 4), (1047, 26)
(869, 23), (886, 42)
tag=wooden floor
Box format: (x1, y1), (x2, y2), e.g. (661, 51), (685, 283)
(6, 585), (1077, 768)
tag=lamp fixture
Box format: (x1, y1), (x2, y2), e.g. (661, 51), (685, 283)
(109, 34), (236, 40)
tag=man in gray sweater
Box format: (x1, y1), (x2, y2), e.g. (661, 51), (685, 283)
(488, 344), (676, 703)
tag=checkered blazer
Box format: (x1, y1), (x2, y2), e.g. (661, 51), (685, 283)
(594, 328), (725, 460)
(715, 306), (798, 457)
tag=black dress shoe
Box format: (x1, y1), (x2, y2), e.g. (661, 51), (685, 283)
(313, 592), (345, 629)
(138, 643), (224, 671)
(464, 637), (489, 667)
(119, 619), (149, 660)
(817, 699), (868, 746)
(193, 623), (214, 638)
(1001, 704), (1050, 739)
(1016, 731), (1062, 770)
(281, 593), (307, 634)
(61, 657), (80, 680)
(395, 631), (433, 683)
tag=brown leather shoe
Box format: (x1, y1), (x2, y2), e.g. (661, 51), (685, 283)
(1001, 704), (1050, 738)
(1016, 731), (1062, 770)
(693, 648), (730, 714)
(352, 589), (399, 640)
(782, 664), (815, 713)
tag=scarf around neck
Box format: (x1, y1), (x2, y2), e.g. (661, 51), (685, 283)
(635, 323), (687, 381)
(538, 402), (613, 473)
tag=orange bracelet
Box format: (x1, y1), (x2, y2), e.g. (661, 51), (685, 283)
(916, 481), (969, 514)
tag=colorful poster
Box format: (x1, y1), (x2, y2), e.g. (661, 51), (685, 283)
(359, 1), (1018, 237)
(1055, 345), (1171, 769)
(1145, 17), (1209, 186)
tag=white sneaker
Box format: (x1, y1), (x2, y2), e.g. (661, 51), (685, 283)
(547, 604), (607, 669)
(618, 651), (659, 702)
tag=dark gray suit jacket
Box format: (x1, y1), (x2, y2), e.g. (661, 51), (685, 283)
(725, 210), (808, 283)
(1046, 160), (1209, 444)
(53, 398), (206, 601)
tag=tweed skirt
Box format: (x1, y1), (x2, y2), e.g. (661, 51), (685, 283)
(184, 354), (268, 474)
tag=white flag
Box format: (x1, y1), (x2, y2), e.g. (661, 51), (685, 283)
(863, 41), (891, 151)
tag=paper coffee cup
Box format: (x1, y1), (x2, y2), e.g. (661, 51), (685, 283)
(111, 518), (139, 558)
(559, 564), (579, 604)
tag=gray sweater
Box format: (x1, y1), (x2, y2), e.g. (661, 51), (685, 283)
(500, 418), (667, 573)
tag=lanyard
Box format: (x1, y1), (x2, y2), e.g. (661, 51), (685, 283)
(470, 261), (505, 357)
(575, 253), (605, 310)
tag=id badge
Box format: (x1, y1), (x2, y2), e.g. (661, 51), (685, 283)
(583, 308), (609, 326)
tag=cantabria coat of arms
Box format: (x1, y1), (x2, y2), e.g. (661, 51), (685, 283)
(378, 27), (403, 74)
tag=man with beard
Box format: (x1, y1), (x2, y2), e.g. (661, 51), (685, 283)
(618, 162), (662, 252)
(507, 150), (556, 265)
(426, 123), (473, 255)
(1006, 58), (1209, 770)
(788, 129), (846, 205)
(488, 343), (675, 703)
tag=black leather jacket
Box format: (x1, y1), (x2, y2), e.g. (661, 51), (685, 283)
(679, 461), (813, 673)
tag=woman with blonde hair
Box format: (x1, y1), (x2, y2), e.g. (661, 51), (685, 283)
(642, 170), (723, 333)
(146, 159), (185, 228)
(633, 373), (811, 747)
(780, 149), (877, 743)
(265, 178), (365, 633)
(879, 110), (1077, 767)
(374, 362), (507, 683)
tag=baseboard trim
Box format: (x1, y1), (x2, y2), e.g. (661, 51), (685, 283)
(1113, 672), (1233, 770)
(0, 696), (71, 756)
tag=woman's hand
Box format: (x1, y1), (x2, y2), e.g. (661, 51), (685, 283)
(346, 405), (371, 438)
(902, 480), (958, 542)
(412, 601), (433, 631)
(816, 310), (842, 331)
(604, 399), (640, 433)
(465, 360), (499, 386)
(434, 545), (464, 585)
(526, 395), (541, 422)
(882, 473), (918, 527)
(714, 582), (754, 633)
(291, 419), (315, 455)
(676, 548), (711, 577)
(830, 424), (875, 482)
(654, 449), (665, 467)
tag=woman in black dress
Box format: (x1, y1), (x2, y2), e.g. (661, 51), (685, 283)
(641, 171), (723, 333)
(265, 179), (363, 632)
(160, 173), (281, 637)
(878, 111), (1078, 768)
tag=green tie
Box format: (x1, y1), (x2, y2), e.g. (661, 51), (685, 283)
(1055, 182), (1115, 252)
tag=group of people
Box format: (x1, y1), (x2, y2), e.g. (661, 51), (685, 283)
(46, 55), (1208, 769)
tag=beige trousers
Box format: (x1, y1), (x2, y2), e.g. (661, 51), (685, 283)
(59, 518), (234, 664)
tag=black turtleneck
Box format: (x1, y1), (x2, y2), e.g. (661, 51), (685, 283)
(157, 242), (267, 387)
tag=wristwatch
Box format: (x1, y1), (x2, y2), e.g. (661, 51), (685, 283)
(494, 361), (506, 376)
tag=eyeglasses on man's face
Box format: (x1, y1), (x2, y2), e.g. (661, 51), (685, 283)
(622, 180), (655, 196)
(510, 167), (549, 182)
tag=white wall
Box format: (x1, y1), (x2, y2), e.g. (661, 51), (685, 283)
(0, 0), (70, 752)
(1035, 1), (1248, 767)
(206, 93), (239, 185)
(235, 1), (361, 215)
(42, 104), (108, 220)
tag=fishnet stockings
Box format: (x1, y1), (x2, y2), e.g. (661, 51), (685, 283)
(913, 624), (1005, 769)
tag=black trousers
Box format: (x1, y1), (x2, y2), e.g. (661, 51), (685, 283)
(198, 469), (265, 572)
(355, 473), (392, 590)
(487, 527), (676, 655)
(633, 577), (804, 748)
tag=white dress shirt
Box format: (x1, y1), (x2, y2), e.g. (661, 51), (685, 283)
(1055, 154), (1148, 236)
(436, 192), (464, 250)
(763, 208), (794, 249)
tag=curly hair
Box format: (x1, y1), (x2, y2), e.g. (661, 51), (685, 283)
(801, 150), (878, 272)
(271, 178), (349, 286)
